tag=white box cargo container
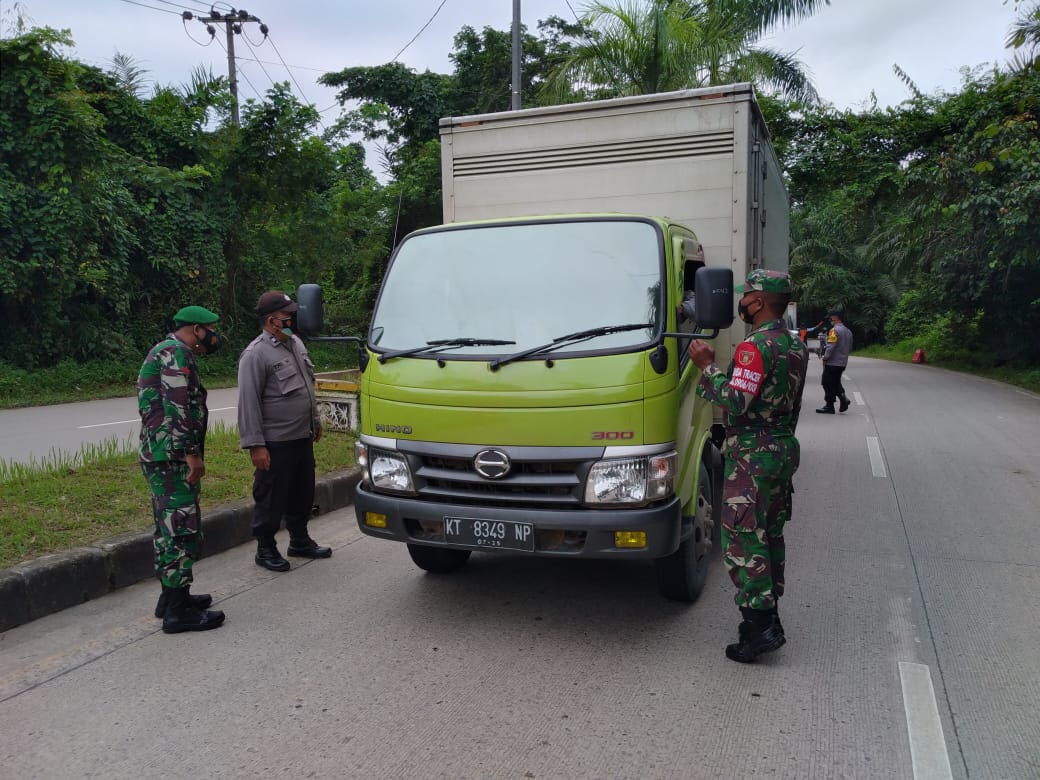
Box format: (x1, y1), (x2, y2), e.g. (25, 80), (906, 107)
(440, 83), (789, 363)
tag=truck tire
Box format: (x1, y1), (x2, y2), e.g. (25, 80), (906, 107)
(406, 543), (472, 574)
(653, 463), (714, 602)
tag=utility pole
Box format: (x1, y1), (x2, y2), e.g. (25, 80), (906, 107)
(511, 0), (521, 110)
(185, 8), (266, 127)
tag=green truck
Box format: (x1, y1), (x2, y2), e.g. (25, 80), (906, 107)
(302, 84), (789, 601)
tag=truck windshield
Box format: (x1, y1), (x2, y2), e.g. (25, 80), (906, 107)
(369, 219), (663, 357)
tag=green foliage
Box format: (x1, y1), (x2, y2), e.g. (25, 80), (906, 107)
(540, 0), (825, 102)
(884, 286), (941, 343)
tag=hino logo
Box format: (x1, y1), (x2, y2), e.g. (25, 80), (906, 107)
(375, 424), (413, 434)
(473, 449), (510, 479)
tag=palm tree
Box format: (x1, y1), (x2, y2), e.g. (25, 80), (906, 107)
(542, 0), (827, 103)
(1005, 0), (1040, 72)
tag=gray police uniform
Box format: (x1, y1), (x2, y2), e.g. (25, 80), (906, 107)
(238, 332), (320, 541)
(821, 322), (853, 407)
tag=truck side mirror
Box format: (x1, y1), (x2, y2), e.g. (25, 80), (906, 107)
(693, 267), (734, 329)
(296, 283), (324, 337)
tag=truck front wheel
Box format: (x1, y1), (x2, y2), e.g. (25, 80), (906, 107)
(653, 463), (714, 602)
(407, 544), (472, 574)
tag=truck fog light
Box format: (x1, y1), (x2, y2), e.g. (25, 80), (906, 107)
(365, 512), (388, 528)
(614, 531), (647, 548)
(370, 448), (415, 493)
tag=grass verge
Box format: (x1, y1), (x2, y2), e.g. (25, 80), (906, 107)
(0, 422), (357, 570)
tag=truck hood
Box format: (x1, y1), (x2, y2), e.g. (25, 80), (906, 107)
(360, 351), (675, 446)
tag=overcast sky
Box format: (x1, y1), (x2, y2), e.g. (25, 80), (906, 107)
(4, 0), (1022, 118)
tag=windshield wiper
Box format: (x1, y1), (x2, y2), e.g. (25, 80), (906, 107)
(489, 323), (655, 371)
(377, 338), (516, 363)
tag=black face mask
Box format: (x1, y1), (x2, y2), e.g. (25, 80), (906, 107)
(738, 300), (758, 324)
(195, 326), (223, 354)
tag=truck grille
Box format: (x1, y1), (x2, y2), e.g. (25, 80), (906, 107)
(412, 453), (588, 509)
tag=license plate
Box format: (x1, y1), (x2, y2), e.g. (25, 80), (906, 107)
(443, 516), (535, 552)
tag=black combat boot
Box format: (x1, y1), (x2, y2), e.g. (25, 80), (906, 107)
(154, 584), (213, 618)
(255, 538), (291, 572)
(725, 607), (786, 663)
(838, 394), (850, 413)
(286, 532), (332, 559)
(816, 403), (835, 414)
(161, 587), (225, 634)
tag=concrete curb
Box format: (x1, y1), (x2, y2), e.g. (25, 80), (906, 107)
(0, 467), (361, 633)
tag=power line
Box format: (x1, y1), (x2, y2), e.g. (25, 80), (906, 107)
(236, 32), (280, 90)
(212, 32), (264, 102)
(116, 0), (182, 16)
(266, 34), (318, 113)
(393, 0), (449, 62)
(152, 0), (212, 12)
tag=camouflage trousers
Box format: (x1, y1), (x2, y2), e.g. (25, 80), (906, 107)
(141, 461), (202, 588)
(721, 433), (799, 611)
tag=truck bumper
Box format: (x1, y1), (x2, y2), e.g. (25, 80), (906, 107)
(353, 482), (682, 559)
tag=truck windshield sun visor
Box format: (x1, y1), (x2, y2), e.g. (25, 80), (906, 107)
(488, 323), (655, 371)
(377, 338), (517, 363)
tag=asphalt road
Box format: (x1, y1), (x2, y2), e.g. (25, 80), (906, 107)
(0, 387), (240, 466)
(1, 356), (1038, 779)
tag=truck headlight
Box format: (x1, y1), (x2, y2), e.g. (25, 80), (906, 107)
(584, 452), (676, 506)
(363, 445), (415, 494)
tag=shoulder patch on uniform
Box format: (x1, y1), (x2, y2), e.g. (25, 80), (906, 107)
(730, 342), (764, 395)
(827, 330), (838, 343)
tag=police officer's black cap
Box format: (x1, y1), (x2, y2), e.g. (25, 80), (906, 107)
(256, 290), (298, 316)
(827, 308), (844, 317)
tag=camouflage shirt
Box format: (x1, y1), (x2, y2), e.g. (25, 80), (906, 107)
(137, 334), (208, 463)
(697, 318), (808, 445)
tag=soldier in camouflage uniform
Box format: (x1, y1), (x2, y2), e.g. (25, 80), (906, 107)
(138, 305), (227, 634)
(687, 269), (808, 663)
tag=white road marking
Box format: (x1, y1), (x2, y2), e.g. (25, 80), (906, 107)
(867, 436), (887, 478)
(78, 419), (138, 429)
(899, 662), (954, 780)
(77, 407), (236, 430)
(853, 391), (864, 406)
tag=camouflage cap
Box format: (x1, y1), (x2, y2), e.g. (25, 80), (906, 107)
(735, 269), (792, 294)
(173, 305), (219, 325)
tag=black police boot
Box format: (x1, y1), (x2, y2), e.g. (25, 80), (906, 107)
(838, 394), (850, 413)
(161, 587), (225, 634)
(287, 533), (332, 559)
(255, 538), (291, 572)
(816, 403), (835, 414)
(725, 607), (786, 663)
(154, 584), (212, 618)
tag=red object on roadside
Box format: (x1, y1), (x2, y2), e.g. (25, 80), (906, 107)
(912, 348), (927, 364)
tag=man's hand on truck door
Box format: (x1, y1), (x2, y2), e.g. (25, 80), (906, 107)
(687, 340), (715, 369)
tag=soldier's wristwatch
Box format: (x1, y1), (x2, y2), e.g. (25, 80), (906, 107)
(184, 445), (200, 456)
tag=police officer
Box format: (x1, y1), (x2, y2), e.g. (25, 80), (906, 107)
(687, 270), (808, 663)
(818, 308), (853, 414)
(138, 305), (227, 633)
(238, 290), (331, 571)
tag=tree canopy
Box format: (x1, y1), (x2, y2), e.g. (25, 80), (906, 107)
(1, 2), (1037, 375)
